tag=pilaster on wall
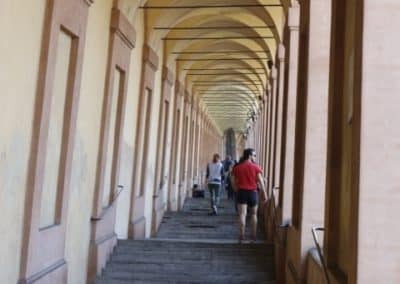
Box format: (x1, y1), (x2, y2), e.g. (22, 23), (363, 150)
(19, 1), (92, 283)
(273, 44), (286, 194)
(281, 2), (300, 226)
(88, 7), (135, 283)
(129, 44), (159, 239)
(19, 0), (90, 283)
(286, 0), (332, 282)
(273, 4), (300, 283)
(357, 2), (400, 282)
(151, 66), (174, 235)
(181, 91), (192, 198)
(267, 68), (278, 194)
(186, 96), (198, 195)
(168, 80), (184, 211)
(196, 109), (205, 187)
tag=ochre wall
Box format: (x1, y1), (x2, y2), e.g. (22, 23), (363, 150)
(0, 1), (46, 282)
(64, 1), (112, 283)
(114, 8), (144, 240)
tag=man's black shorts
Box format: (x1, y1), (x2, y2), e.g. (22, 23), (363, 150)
(237, 190), (258, 207)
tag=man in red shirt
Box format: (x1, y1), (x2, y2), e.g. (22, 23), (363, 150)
(232, 148), (267, 242)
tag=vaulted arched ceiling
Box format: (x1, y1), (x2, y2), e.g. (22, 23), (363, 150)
(120, 0), (286, 133)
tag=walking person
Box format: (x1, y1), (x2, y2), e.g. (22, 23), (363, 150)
(222, 155), (234, 197)
(206, 153), (224, 215)
(231, 148), (267, 242)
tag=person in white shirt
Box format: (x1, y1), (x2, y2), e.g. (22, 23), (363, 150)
(205, 153), (224, 215)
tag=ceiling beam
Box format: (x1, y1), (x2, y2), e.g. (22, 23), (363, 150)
(164, 36), (274, 41)
(187, 72), (266, 75)
(155, 26), (275, 30)
(198, 92), (259, 96)
(177, 57), (269, 61)
(173, 50), (269, 54)
(184, 68), (265, 71)
(140, 4), (282, 9)
(193, 80), (262, 83)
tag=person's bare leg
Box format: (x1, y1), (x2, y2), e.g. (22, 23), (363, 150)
(238, 204), (247, 242)
(249, 205), (258, 241)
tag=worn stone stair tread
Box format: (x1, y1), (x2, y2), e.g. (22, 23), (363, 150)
(110, 256), (272, 266)
(96, 196), (275, 284)
(113, 250), (273, 259)
(97, 278), (275, 284)
(105, 262), (274, 273)
(101, 270), (273, 282)
(118, 238), (271, 246)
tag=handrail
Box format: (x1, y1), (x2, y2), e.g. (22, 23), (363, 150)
(91, 185), (124, 221)
(311, 227), (330, 284)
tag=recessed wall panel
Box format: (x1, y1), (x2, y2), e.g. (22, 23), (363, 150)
(40, 30), (72, 229)
(102, 69), (122, 207)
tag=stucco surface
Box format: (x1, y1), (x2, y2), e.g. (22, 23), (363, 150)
(64, 1), (112, 283)
(0, 1), (46, 282)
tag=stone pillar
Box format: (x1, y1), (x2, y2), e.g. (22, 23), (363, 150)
(151, 66), (174, 235)
(263, 97), (268, 170)
(186, 100), (196, 195)
(263, 94), (270, 173)
(286, 0), (332, 282)
(193, 104), (202, 185)
(178, 92), (191, 209)
(281, 2), (300, 225)
(129, 44), (159, 239)
(167, 81), (184, 212)
(356, 1), (400, 282)
(267, 68), (278, 193)
(273, 44), (286, 195)
(274, 4), (300, 283)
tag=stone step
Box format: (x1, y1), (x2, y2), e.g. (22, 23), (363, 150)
(117, 239), (271, 249)
(100, 270), (273, 283)
(96, 277), (275, 284)
(114, 246), (273, 256)
(104, 262), (274, 273)
(110, 254), (272, 266)
(96, 197), (275, 284)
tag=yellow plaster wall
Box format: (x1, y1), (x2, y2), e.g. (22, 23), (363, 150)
(0, 1), (46, 282)
(64, 1), (112, 283)
(40, 30), (73, 228)
(115, 9), (145, 239)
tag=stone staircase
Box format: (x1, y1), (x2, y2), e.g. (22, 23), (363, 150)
(96, 193), (275, 283)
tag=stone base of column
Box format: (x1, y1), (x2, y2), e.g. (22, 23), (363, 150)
(178, 184), (186, 210)
(18, 259), (67, 284)
(274, 225), (288, 284)
(87, 205), (118, 283)
(168, 184), (178, 211)
(128, 197), (146, 239)
(129, 217), (146, 239)
(87, 233), (117, 283)
(151, 190), (165, 236)
(285, 227), (302, 284)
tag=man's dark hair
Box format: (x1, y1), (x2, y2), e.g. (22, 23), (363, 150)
(243, 148), (255, 160)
